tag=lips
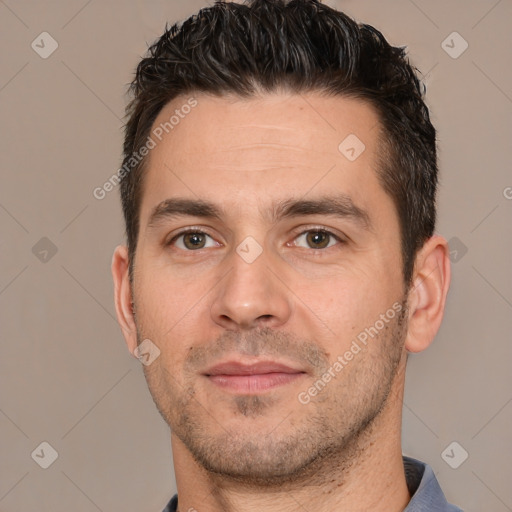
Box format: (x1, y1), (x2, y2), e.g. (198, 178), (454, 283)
(204, 360), (306, 393)
(206, 361), (302, 376)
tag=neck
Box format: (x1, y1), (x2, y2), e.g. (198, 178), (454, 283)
(172, 367), (410, 512)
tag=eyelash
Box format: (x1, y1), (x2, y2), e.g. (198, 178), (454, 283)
(166, 227), (216, 246)
(290, 228), (344, 250)
(166, 226), (346, 251)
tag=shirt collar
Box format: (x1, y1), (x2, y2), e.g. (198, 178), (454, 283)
(403, 456), (462, 511)
(163, 457), (462, 511)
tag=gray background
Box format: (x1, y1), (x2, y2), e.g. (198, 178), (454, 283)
(1, 0), (511, 511)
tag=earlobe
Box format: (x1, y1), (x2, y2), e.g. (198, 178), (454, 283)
(111, 245), (138, 356)
(405, 235), (451, 353)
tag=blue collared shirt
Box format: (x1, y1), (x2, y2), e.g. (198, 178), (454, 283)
(403, 456), (463, 511)
(162, 456), (463, 511)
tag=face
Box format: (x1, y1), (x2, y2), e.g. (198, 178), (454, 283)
(131, 92), (409, 483)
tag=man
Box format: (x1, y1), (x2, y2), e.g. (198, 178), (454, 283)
(112, 0), (461, 510)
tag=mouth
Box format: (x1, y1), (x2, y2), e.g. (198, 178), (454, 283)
(203, 360), (306, 393)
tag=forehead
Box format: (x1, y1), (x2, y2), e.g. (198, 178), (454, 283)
(151, 91), (380, 164)
(139, 91), (388, 224)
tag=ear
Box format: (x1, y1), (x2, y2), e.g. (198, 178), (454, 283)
(111, 245), (138, 356)
(405, 235), (451, 353)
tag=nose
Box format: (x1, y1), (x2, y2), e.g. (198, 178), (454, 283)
(210, 245), (293, 331)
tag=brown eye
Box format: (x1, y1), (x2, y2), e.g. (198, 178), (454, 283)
(183, 232), (207, 249)
(171, 231), (218, 250)
(293, 230), (338, 249)
(306, 231), (331, 249)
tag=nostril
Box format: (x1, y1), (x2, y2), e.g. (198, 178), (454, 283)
(257, 314), (274, 322)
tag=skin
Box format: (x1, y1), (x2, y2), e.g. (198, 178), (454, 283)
(112, 91), (451, 512)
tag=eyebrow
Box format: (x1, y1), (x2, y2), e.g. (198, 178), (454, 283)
(147, 198), (223, 228)
(146, 195), (372, 231)
(273, 195), (372, 231)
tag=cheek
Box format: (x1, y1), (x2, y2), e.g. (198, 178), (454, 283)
(290, 268), (399, 348)
(135, 262), (206, 328)
(134, 264), (220, 348)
